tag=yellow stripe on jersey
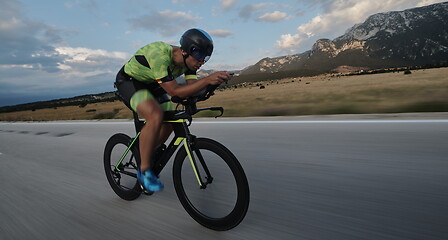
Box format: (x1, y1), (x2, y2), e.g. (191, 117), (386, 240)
(185, 74), (198, 80)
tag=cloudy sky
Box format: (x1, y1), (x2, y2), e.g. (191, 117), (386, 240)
(0, 0), (445, 106)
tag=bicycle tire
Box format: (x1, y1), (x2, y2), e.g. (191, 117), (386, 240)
(104, 133), (142, 200)
(172, 138), (250, 231)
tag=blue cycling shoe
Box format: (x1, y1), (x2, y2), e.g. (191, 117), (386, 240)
(137, 169), (164, 192)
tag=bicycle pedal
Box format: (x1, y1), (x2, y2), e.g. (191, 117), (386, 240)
(143, 190), (154, 196)
(140, 184), (154, 195)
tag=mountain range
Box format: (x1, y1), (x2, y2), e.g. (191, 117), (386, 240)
(241, 2), (448, 75)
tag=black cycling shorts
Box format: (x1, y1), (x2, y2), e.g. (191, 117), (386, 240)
(115, 66), (173, 112)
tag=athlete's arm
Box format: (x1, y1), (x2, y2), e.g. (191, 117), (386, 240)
(160, 71), (231, 99)
(186, 79), (198, 85)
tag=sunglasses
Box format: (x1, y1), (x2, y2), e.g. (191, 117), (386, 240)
(190, 47), (211, 63)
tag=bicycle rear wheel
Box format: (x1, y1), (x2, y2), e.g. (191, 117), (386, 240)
(173, 138), (250, 231)
(104, 133), (142, 200)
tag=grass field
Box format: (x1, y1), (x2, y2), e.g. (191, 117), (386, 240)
(1, 67), (447, 121)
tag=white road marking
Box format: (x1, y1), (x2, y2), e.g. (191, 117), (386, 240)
(194, 120), (448, 124)
(2, 119), (448, 125)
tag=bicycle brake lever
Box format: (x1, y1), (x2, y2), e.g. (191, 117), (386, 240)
(209, 107), (224, 118)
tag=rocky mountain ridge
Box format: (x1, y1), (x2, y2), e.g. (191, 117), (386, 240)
(242, 2), (448, 75)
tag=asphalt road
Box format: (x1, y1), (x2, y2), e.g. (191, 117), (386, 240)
(1, 117), (447, 240)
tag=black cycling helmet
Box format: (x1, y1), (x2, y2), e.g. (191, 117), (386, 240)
(180, 28), (213, 63)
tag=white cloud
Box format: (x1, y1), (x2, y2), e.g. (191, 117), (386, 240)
(56, 47), (128, 63)
(275, 0), (447, 53)
(238, 2), (294, 21)
(206, 62), (251, 71)
(160, 9), (199, 21)
(165, 39), (179, 46)
(128, 10), (201, 37)
(64, 2), (74, 9)
(0, 16), (21, 30)
(220, 0), (239, 10)
(51, 47), (129, 86)
(0, 0), (130, 105)
(0, 45), (128, 106)
(209, 29), (234, 38)
(276, 34), (302, 53)
(239, 3), (269, 20)
(0, 0), (63, 72)
(416, 0), (445, 7)
(171, 0), (203, 3)
(257, 11), (291, 22)
(1, 46), (129, 88)
(0, 64), (34, 69)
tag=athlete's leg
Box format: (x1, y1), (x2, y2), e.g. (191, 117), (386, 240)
(133, 92), (165, 192)
(115, 73), (164, 191)
(136, 99), (163, 172)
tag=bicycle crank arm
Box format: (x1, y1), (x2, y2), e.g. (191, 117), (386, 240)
(116, 170), (137, 178)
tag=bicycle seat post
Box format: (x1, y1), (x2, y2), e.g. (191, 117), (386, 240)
(132, 111), (145, 134)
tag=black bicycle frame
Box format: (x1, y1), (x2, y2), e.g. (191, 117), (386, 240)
(114, 114), (213, 189)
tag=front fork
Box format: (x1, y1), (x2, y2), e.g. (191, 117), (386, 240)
(179, 135), (213, 189)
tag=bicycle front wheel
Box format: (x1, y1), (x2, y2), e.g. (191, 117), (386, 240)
(104, 133), (141, 200)
(173, 138), (250, 231)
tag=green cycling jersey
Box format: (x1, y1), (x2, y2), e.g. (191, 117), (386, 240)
(124, 41), (197, 84)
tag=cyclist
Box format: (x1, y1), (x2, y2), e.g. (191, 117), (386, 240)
(115, 28), (232, 192)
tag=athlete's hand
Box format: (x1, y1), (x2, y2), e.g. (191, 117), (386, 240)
(206, 71), (232, 85)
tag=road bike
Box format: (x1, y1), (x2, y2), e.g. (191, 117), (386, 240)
(103, 84), (250, 231)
